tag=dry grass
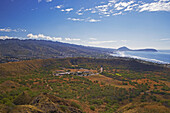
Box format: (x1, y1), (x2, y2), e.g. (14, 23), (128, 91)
(132, 78), (160, 89)
(85, 75), (134, 89)
(68, 99), (97, 113)
(0, 104), (8, 113)
(0, 80), (20, 93)
(160, 80), (170, 87)
(10, 105), (43, 113)
(117, 102), (170, 113)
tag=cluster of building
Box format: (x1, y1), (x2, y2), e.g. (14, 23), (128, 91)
(53, 70), (99, 77)
(53, 66), (103, 77)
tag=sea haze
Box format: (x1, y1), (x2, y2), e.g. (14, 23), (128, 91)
(111, 50), (170, 64)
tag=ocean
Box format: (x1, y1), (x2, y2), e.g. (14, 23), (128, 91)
(110, 50), (170, 64)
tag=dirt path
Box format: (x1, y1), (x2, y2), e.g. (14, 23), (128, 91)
(45, 80), (53, 91)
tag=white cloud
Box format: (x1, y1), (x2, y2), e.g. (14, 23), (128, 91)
(38, 0), (53, 3)
(32, 8), (38, 11)
(27, 34), (62, 41)
(109, 0), (117, 3)
(55, 5), (63, 9)
(17, 28), (27, 32)
(84, 8), (92, 11)
(88, 40), (116, 45)
(0, 28), (26, 32)
(67, 18), (85, 21)
(76, 0), (134, 18)
(0, 36), (13, 40)
(61, 8), (73, 12)
(77, 1), (114, 17)
(113, 12), (122, 16)
(0, 28), (13, 32)
(76, 7), (84, 15)
(89, 38), (97, 40)
(116, 7), (124, 10)
(160, 38), (170, 41)
(65, 38), (80, 41)
(67, 18), (100, 23)
(94, 3), (113, 15)
(124, 4), (138, 11)
(115, 1), (134, 7)
(73, 0), (170, 22)
(115, 1), (134, 10)
(46, 0), (52, 2)
(65, 8), (73, 12)
(49, 0), (170, 22)
(77, 13), (83, 15)
(38, 0), (42, 3)
(87, 19), (101, 22)
(91, 10), (96, 13)
(27, 34), (38, 39)
(124, 6), (133, 11)
(138, 0), (170, 12)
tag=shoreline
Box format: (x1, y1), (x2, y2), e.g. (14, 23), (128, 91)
(109, 55), (170, 68)
(110, 51), (170, 65)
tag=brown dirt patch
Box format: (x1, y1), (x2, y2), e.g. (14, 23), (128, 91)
(85, 75), (134, 89)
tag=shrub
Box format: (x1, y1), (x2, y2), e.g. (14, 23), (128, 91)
(71, 101), (81, 109)
(11, 86), (15, 88)
(13, 92), (31, 105)
(90, 105), (95, 111)
(60, 105), (68, 112)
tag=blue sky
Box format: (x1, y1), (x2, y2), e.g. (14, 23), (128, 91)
(0, 0), (170, 49)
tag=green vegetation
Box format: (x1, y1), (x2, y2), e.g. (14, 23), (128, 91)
(0, 57), (169, 112)
(90, 105), (95, 111)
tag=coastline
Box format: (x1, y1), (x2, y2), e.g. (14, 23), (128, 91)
(110, 55), (170, 68)
(110, 50), (170, 65)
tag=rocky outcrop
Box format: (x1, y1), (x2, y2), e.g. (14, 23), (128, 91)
(30, 93), (82, 113)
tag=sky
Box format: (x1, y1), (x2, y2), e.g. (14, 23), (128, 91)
(0, 0), (170, 49)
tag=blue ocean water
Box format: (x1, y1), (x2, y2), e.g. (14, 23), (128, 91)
(111, 50), (170, 64)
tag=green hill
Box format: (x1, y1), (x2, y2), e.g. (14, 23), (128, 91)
(0, 58), (169, 113)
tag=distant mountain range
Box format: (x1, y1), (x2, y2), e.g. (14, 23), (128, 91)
(0, 39), (114, 63)
(0, 39), (158, 63)
(116, 46), (157, 52)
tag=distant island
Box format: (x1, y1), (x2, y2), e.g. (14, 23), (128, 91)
(116, 46), (158, 52)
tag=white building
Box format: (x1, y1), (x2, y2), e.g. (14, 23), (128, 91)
(100, 66), (103, 73)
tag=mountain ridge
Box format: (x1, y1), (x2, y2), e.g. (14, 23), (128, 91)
(0, 39), (114, 63)
(117, 46), (157, 52)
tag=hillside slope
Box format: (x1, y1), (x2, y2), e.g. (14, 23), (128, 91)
(0, 58), (170, 113)
(0, 57), (166, 77)
(0, 39), (114, 63)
